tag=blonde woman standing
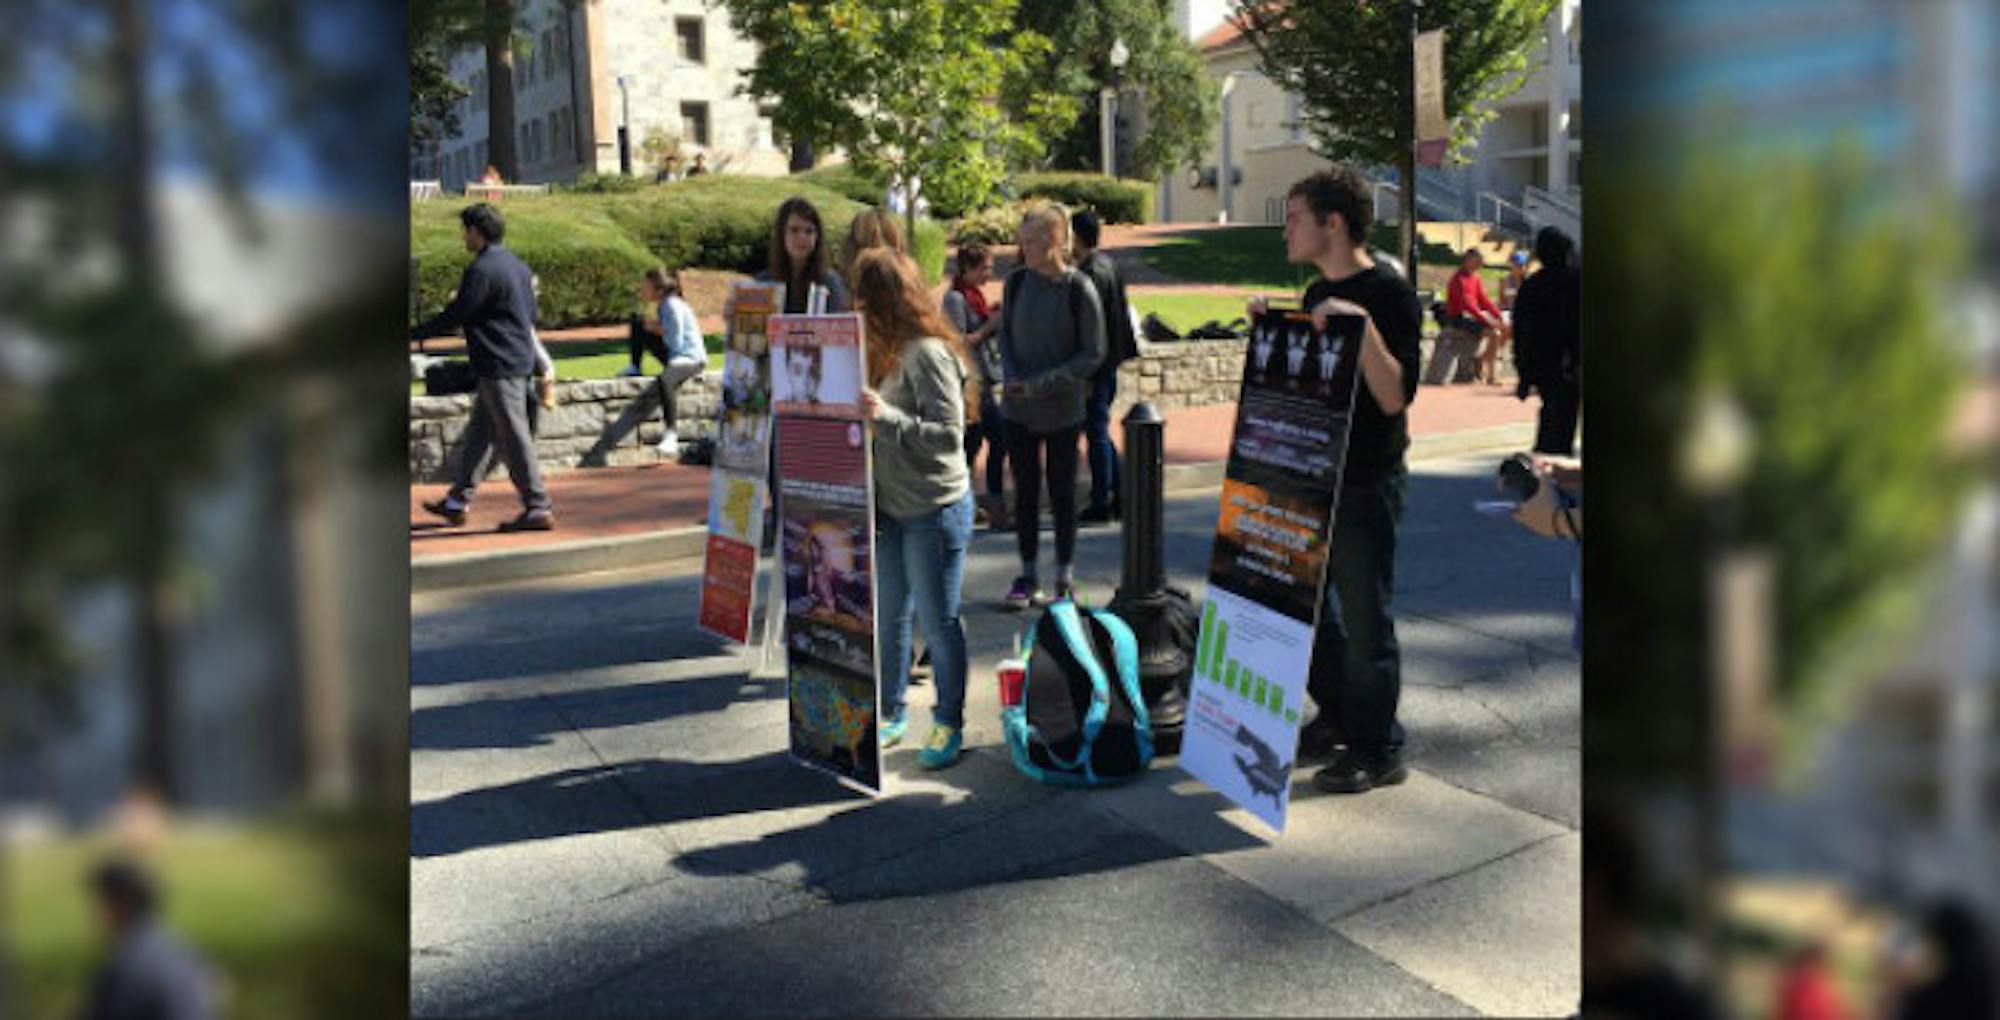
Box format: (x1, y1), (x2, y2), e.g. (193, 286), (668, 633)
(995, 205), (1105, 609)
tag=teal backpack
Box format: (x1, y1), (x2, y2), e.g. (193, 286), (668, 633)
(1002, 600), (1154, 787)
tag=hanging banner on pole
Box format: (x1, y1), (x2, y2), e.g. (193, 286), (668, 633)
(770, 313), (882, 795)
(1416, 29), (1448, 168)
(698, 281), (782, 644)
(1180, 309), (1364, 832)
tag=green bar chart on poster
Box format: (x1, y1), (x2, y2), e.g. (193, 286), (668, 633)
(1196, 601), (1301, 724)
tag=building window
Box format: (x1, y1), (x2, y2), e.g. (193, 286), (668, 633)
(681, 102), (710, 147)
(676, 17), (706, 64)
(475, 140), (487, 169)
(546, 113), (560, 163)
(472, 71), (486, 112)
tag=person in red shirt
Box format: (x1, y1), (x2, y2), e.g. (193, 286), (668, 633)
(1445, 249), (1507, 385)
(1775, 941), (1855, 1020)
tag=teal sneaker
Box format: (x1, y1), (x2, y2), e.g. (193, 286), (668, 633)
(917, 724), (963, 770)
(879, 712), (908, 748)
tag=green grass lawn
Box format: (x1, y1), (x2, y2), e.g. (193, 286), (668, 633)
(6, 813), (404, 1020)
(1139, 227), (1312, 291)
(1128, 292), (1256, 335)
(1140, 225), (1514, 297)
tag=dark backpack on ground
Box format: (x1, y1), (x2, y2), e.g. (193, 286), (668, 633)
(1185, 317), (1248, 340)
(423, 359), (478, 396)
(1141, 312), (1180, 344)
(1002, 600), (1153, 787)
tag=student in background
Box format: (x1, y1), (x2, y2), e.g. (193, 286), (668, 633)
(942, 242), (1008, 530)
(617, 267), (705, 458)
(1070, 209), (1139, 526)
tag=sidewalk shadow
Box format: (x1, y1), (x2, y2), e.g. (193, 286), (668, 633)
(413, 572), (721, 686)
(412, 751), (857, 859)
(412, 670), (784, 751)
(673, 755), (1264, 905)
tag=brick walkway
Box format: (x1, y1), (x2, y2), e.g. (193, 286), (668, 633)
(410, 381), (1536, 560)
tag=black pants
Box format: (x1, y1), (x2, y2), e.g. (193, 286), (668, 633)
(962, 397), (1007, 501)
(1006, 419), (1080, 573)
(1307, 469), (1406, 759)
(1534, 379), (1580, 456)
(628, 318), (671, 371)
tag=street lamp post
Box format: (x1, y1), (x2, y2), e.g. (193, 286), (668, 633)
(1218, 70), (1262, 224)
(1102, 39), (1129, 178)
(1678, 389), (1757, 989)
(616, 73), (633, 177)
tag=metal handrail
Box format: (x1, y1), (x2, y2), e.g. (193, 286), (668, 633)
(1477, 191), (1533, 232)
(1373, 180), (1460, 224)
(1523, 183), (1579, 218)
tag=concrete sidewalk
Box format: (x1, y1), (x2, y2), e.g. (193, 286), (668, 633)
(411, 382), (1541, 590)
(410, 455), (1580, 1017)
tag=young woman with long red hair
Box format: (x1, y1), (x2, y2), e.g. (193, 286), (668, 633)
(852, 248), (980, 770)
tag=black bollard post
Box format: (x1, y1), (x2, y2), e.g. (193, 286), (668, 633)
(1108, 401), (1199, 752)
(1118, 401), (1166, 598)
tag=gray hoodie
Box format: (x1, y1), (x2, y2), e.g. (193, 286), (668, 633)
(995, 267), (1105, 433)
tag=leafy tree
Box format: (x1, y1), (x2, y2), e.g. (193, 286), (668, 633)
(1590, 146), (1975, 784)
(1232, 0), (1554, 274)
(1012, 0), (1217, 181)
(724, 0), (1078, 241)
(413, 0), (575, 181)
(411, 1), (475, 152)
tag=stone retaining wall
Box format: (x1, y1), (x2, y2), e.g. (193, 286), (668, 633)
(410, 374), (724, 482)
(407, 336), (1500, 481)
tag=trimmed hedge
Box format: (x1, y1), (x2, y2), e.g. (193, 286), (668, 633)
(1014, 172), (1154, 224)
(949, 201), (1031, 247)
(412, 197), (657, 329)
(411, 175), (947, 327)
(792, 164), (884, 207)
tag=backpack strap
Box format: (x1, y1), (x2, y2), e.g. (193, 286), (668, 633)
(1088, 607), (1153, 765)
(1045, 600), (1112, 776)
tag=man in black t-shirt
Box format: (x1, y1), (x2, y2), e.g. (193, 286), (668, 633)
(1252, 167), (1423, 794)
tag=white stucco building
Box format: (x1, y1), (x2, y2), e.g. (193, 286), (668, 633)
(1161, 0), (1581, 236)
(412, 0), (790, 191)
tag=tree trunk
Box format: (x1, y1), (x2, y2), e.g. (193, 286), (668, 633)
(1399, 148), (1418, 284)
(134, 516), (179, 803)
(789, 138), (816, 173)
(110, 0), (158, 293)
(484, 0), (518, 181)
(902, 170), (919, 265)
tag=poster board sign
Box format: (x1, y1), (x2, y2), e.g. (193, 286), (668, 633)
(1415, 29), (1448, 168)
(697, 281), (783, 644)
(1181, 309), (1365, 832)
(770, 313), (882, 795)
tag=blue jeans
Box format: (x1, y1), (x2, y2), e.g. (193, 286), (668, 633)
(1306, 468), (1407, 758)
(1084, 370), (1120, 509)
(877, 491), (974, 728)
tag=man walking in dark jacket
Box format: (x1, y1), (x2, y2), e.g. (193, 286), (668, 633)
(1071, 209), (1140, 525)
(413, 203), (555, 530)
(1510, 227), (1581, 456)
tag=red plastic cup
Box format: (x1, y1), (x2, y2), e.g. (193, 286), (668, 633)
(997, 659), (1026, 708)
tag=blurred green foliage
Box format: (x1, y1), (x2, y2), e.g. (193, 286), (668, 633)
(1590, 147), (1975, 779)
